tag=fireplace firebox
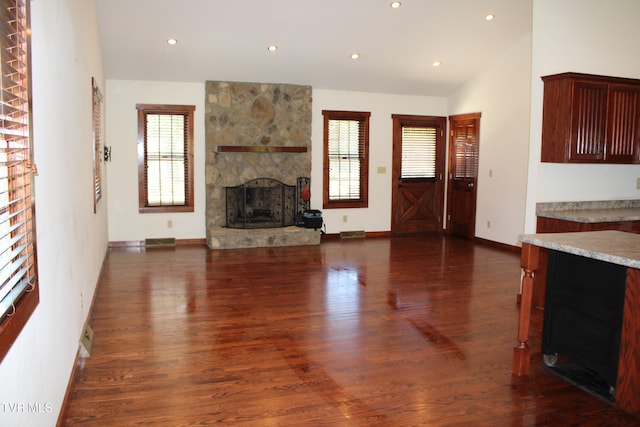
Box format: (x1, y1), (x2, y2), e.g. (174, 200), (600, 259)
(225, 178), (297, 229)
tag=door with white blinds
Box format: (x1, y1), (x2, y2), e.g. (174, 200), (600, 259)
(391, 115), (446, 234)
(447, 113), (480, 240)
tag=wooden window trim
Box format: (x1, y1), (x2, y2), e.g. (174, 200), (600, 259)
(322, 110), (370, 209)
(0, 0), (39, 362)
(92, 77), (103, 212)
(136, 104), (195, 213)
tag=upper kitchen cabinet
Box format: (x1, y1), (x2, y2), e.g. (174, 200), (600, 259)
(541, 72), (640, 163)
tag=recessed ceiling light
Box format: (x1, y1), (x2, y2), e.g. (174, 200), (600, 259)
(350, 53), (360, 60)
(167, 38), (177, 45)
(390, 1), (401, 8)
(432, 61), (441, 67)
(485, 13), (495, 21)
(267, 44), (278, 52)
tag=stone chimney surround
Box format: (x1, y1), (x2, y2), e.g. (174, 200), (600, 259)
(205, 81), (319, 249)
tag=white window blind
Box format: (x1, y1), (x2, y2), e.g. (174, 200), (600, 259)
(144, 113), (187, 206)
(327, 118), (364, 200)
(401, 126), (436, 179)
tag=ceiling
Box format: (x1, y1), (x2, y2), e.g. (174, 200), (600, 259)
(94, 0), (532, 97)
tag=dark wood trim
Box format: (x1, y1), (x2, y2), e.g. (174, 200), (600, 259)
(321, 231), (392, 241)
(137, 104), (196, 214)
(365, 231), (393, 238)
(176, 239), (207, 246)
(617, 268), (640, 416)
(448, 112), (482, 121)
(216, 145), (307, 153)
(108, 239), (206, 248)
(56, 347), (80, 427)
(474, 236), (521, 254)
(320, 233), (340, 242)
(0, 287), (39, 362)
(322, 110), (370, 210)
(542, 72), (640, 86)
(109, 240), (144, 248)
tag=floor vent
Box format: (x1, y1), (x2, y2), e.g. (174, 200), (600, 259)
(79, 322), (94, 358)
(145, 238), (176, 247)
(340, 230), (366, 239)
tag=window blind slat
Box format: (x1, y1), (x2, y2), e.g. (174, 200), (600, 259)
(0, 247), (28, 292)
(0, 217), (31, 244)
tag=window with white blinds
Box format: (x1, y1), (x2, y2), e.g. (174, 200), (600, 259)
(322, 110), (370, 209)
(401, 126), (437, 179)
(0, 0), (39, 362)
(136, 104), (195, 213)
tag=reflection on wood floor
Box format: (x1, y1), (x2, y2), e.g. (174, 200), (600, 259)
(61, 235), (640, 426)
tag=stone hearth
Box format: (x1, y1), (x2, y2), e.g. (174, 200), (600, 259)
(208, 226), (320, 249)
(205, 81), (317, 249)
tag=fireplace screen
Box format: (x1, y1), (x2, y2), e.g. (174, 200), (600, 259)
(225, 178), (296, 229)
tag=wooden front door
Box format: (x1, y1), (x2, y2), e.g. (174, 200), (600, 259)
(447, 113), (480, 240)
(391, 115), (446, 235)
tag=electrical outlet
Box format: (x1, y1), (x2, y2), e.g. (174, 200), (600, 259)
(167, 220), (173, 228)
(343, 215), (348, 223)
(636, 178), (640, 189)
(487, 220), (491, 229)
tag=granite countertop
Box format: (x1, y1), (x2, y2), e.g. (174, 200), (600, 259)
(536, 200), (640, 223)
(519, 230), (640, 269)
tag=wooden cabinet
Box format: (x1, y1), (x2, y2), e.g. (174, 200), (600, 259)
(541, 72), (640, 163)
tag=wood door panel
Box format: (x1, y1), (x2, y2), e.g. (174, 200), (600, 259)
(608, 84), (640, 162)
(398, 183), (439, 233)
(449, 180), (473, 237)
(570, 81), (608, 161)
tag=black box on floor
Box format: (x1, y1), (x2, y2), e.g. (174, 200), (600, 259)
(303, 210), (322, 229)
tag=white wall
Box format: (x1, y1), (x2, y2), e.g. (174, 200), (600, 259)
(0, 1), (108, 426)
(310, 90), (447, 234)
(105, 87), (446, 240)
(105, 80), (206, 242)
(525, 0), (640, 232)
(448, 33), (533, 246)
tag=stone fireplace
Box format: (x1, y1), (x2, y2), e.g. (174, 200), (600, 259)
(205, 81), (319, 249)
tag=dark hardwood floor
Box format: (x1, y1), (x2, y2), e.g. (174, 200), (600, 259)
(61, 235), (640, 426)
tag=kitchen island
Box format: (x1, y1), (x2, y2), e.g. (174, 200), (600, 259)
(529, 200), (640, 310)
(513, 230), (640, 416)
